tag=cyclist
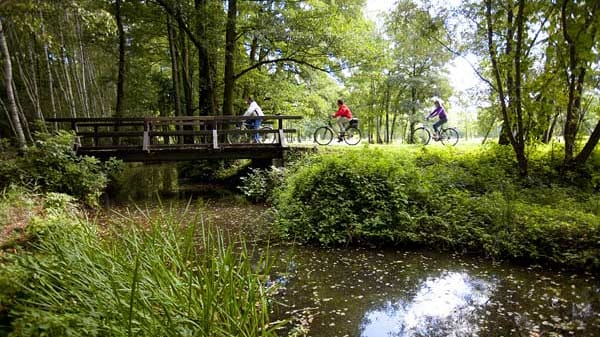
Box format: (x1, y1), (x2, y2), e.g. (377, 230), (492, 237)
(332, 99), (353, 142)
(243, 96), (264, 142)
(426, 98), (447, 140)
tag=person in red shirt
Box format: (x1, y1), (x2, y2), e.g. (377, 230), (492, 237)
(332, 99), (353, 142)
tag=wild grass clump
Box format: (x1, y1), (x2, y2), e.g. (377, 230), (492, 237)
(0, 191), (282, 337)
(273, 144), (600, 270)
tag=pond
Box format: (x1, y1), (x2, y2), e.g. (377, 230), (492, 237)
(264, 246), (599, 337)
(103, 192), (600, 337)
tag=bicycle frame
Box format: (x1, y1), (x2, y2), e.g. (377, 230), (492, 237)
(413, 122), (459, 146)
(314, 118), (361, 145)
(227, 120), (275, 144)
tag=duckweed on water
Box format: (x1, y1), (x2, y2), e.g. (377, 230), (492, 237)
(266, 246), (600, 337)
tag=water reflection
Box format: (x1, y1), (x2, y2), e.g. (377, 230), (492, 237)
(266, 247), (599, 337)
(360, 272), (493, 337)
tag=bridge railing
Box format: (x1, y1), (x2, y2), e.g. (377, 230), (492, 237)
(46, 115), (302, 152)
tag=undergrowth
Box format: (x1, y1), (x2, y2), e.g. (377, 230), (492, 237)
(271, 144), (600, 270)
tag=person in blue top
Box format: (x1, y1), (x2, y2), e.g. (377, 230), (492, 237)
(426, 98), (447, 140)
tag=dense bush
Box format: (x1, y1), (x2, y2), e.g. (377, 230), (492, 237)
(0, 131), (122, 205)
(238, 166), (287, 203)
(273, 145), (600, 270)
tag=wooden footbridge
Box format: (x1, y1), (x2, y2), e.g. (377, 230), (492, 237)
(46, 115), (305, 162)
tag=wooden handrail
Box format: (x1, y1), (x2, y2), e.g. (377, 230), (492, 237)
(46, 115), (303, 152)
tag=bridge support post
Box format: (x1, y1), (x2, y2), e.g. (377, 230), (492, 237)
(250, 158), (274, 169)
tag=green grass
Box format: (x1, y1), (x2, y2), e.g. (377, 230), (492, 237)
(0, 191), (284, 337)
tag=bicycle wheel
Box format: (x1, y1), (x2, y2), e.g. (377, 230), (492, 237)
(344, 126), (361, 145)
(259, 126), (276, 144)
(314, 127), (334, 145)
(227, 128), (250, 144)
(440, 128), (459, 146)
(412, 127), (431, 145)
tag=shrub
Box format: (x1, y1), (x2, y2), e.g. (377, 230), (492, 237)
(0, 131), (122, 205)
(273, 145), (600, 270)
(238, 166), (287, 203)
(274, 148), (423, 245)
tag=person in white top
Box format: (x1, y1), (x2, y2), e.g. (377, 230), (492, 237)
(243, 96), (264, 142)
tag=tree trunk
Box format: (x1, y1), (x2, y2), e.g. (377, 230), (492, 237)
(195, 0), (216, 115)
(180, 30), (194, 117)
(75, 15), (90, 117)
(167, 16), (183, 117)
(0, 98), (16, 139)
(12, 80), (33, 142)
(497, 122), (511, 145)
(39, 8), (57, 121)
(573, 120), (600, 167)
(89, 62), (107, 116)
(409, 86), (417, 143)
(481, 115), (497, 145)
(155, 0), (217, 115)
(15, 42), (42, 120)
(560, 0), (600, 167)
(115, 0), (126, 117)
(513, 0), (528, 176)
(544, 111), (559, 143)
(485, 0), (528, 176)
(58, 15), (78, 118)
(222, 0), (237, 115)
(0, 19), (26, 148)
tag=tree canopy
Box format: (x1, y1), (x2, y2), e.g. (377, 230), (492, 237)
(0, 0), (599, 173)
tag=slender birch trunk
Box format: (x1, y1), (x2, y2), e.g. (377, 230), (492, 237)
(115, 0), (125, 117)
(12, 80), (33, 142)
(0, 98), (16, 137)
(39, 7), (57, 120)
(14, 41), (43, 123)
(0, 18), (26, 148)
(59, 25), (78, 118)
(75, 15), (90, 117)
(28, 41), (44, 124)
(53, 62), (68, 117)
(89, 62), (107, 116)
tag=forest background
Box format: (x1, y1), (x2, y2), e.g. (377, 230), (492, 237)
(0, 0), (599, 177)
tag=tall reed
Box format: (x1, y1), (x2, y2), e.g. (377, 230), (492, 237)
(7, 200), (283, 337)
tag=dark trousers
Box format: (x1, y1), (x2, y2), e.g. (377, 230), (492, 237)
(433, 117), (447, 134)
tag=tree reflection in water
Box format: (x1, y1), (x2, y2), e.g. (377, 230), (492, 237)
(360, 272), (493, 337)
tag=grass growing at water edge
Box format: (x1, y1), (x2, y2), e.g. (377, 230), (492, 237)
(0, 189), (285, 336)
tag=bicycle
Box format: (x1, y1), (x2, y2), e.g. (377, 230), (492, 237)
(227, 121), (276, 144)
(412, 122), (459, 146)
(314, 118), (361, 145)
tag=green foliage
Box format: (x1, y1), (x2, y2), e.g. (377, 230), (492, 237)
(0, 192), (283, 337)
(238, 166), (287, 203)
(274, 147), (423, 245)
(273, 145), (600, 270)
(0, 131), (122, 205)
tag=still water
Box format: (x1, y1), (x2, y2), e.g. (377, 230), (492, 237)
(103, 193), (599, 337)
(265, 246), (600, 337)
